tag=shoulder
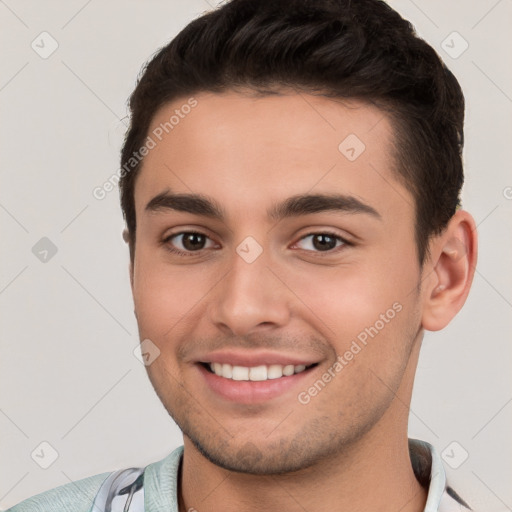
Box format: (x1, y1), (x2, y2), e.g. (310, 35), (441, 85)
(7, 447), (185, 512)
(6, 471), (111, 512)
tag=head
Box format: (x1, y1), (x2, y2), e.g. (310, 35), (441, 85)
(120, 0), (476, 474)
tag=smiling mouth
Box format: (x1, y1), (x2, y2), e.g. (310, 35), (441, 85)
(201, 362), (318, 381)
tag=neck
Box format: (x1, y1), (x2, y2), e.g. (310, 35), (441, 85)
(179, 431), (427, 512)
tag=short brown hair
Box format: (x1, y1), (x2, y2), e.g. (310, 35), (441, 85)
(120, 0), (465, 265)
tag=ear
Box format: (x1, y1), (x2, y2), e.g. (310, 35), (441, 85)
(122, 228), (134, 292)
(421, 210), (478, 331)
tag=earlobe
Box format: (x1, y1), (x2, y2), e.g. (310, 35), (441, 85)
(421, 210), (478, 331)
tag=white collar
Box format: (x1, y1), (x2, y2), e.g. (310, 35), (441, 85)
(409, 438), (470, 511)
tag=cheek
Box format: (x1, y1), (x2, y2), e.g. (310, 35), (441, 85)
(290, 265), (398, 337)
(132, 252), (212, 338)
(289, 258), (420, 369)
(298, 266), (420, 402)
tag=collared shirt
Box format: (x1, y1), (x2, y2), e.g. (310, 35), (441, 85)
(7, 439), (471, 511)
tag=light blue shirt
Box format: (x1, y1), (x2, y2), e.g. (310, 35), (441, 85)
(7, 439), (471, 511)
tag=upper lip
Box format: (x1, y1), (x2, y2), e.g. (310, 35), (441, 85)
(196, 350), (320, 367)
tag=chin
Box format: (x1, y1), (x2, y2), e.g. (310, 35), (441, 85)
(190, 437), (321, 475)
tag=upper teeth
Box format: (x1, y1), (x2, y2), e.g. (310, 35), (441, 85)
(209, 363), (308, 381)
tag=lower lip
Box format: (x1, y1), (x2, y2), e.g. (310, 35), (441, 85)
(196, 364), (316, 404)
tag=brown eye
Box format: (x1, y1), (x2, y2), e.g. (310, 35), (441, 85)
(165, 232), (215, 254)
(295, 232), (347, 253)
(181, 233), (207, 251)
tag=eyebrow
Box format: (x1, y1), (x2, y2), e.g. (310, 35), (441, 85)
(145, 189), (381, 221)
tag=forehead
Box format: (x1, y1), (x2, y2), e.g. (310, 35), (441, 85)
(133, 91), (410, 225)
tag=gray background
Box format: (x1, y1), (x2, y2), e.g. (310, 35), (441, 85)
(1, 0), (511, 510)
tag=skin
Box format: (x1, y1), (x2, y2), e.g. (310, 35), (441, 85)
(127, 90), (477, 512)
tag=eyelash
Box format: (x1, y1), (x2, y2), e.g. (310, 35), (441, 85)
(161, 230), (352, 257)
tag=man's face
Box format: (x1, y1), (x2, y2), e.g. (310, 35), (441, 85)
(130, 91), (425, 474)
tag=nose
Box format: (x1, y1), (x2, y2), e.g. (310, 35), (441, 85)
(207, 247), (291, 337)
